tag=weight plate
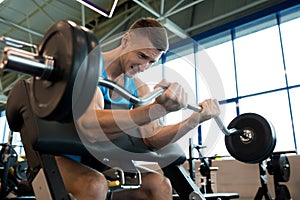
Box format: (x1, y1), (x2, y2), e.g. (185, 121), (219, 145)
(275, 185), (291, 200)
(72, 26), (101, 120)
(30, 20), (88, 122)
(272, 154), (290, 182)
(225, 113), (276, 164)
(14, 160), (28, 180)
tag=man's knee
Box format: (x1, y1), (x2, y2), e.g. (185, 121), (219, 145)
(83, 172), (108, 193)
(144, 173), (172, 194)
(143, 173), (172, 200)
(160, 176), (172, 193)
(73, 171), (108, 200)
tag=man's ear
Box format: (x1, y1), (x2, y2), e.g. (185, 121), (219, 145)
(121, 32), (129, 48)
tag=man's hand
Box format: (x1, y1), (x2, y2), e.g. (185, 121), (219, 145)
(185, 98), (220, 128)
(154, 79), (187, 112)
(199, 99), (220, 121)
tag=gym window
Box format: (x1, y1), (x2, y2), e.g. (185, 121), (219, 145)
(0, 111), (24, 155)
(162, 4), (300, 157)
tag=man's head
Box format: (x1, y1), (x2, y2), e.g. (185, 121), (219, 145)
(128, 17), (169, 52)
(119, 18), (169, 77)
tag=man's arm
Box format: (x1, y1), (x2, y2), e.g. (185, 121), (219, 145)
(141, 99), (220, 150)
(76, 78), (187, 142)
(135, 77), (201, 149)
(77, 79), (219, 145)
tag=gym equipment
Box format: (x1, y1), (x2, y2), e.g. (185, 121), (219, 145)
(104, 166), (142, 198)
(0, 20), (100, 122)
(225, 113), (276, 164)
(0, 132), (18, 199)
(255, 152), (292, 200)
(0, 131), (34, 199)
(199, 157), (220, 194)
(254, 160), (273, 200)
(188, 139), (239, 200)
(274, 185), (291, 200)
(6, 79), (207, 200)
(268, 153), (292, 200)
(267, 153), (290, 182)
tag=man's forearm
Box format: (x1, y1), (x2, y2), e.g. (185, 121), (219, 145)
(96, 103), (168, 135)
(143, 115), (199, 149)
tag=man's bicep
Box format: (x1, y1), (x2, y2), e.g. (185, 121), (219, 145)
(76, 88), (105, 142)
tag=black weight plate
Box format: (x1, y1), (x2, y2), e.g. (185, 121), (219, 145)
(72, 26), (101, 120)
(225, 113), (277, 164)
(275, 185), (291, 200)
(30, 20), (88, 122)
(272, 154), (290, 182)
(14, 160), (28, 180)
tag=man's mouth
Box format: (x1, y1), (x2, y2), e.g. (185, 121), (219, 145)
(130, 66), (139, 74)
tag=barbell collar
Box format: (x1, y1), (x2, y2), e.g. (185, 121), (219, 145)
(1, 46), (54, 80)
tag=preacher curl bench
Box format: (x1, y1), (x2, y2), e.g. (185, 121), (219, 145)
(6, 79), (212, 200)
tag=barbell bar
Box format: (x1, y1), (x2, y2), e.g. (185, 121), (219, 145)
(1, 20), (276, 164)
(98, 78), (244, 138)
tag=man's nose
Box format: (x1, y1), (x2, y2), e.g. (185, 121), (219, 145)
(139, 62), (151, 72)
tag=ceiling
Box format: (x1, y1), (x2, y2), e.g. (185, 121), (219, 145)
(0, 0), (298, 111)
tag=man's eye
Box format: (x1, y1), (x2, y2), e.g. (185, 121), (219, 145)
(138, 53), (146, 59)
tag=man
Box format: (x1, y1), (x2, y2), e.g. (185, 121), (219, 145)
(56, 17), (220, 200)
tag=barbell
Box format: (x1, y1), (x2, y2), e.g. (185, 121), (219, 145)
(0, 20), (276, 164)
(98, 78), (277, 164)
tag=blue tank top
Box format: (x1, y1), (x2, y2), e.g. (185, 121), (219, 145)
(64, 64), (140, 163)
(99, 69), (139, 109)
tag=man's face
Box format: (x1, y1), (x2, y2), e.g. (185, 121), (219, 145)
(121, 34), (163, 78)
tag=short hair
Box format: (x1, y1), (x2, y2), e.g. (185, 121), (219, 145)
(129, 17), (169, 51)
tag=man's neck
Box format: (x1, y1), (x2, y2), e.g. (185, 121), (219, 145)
(102, 47), (123, 81)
